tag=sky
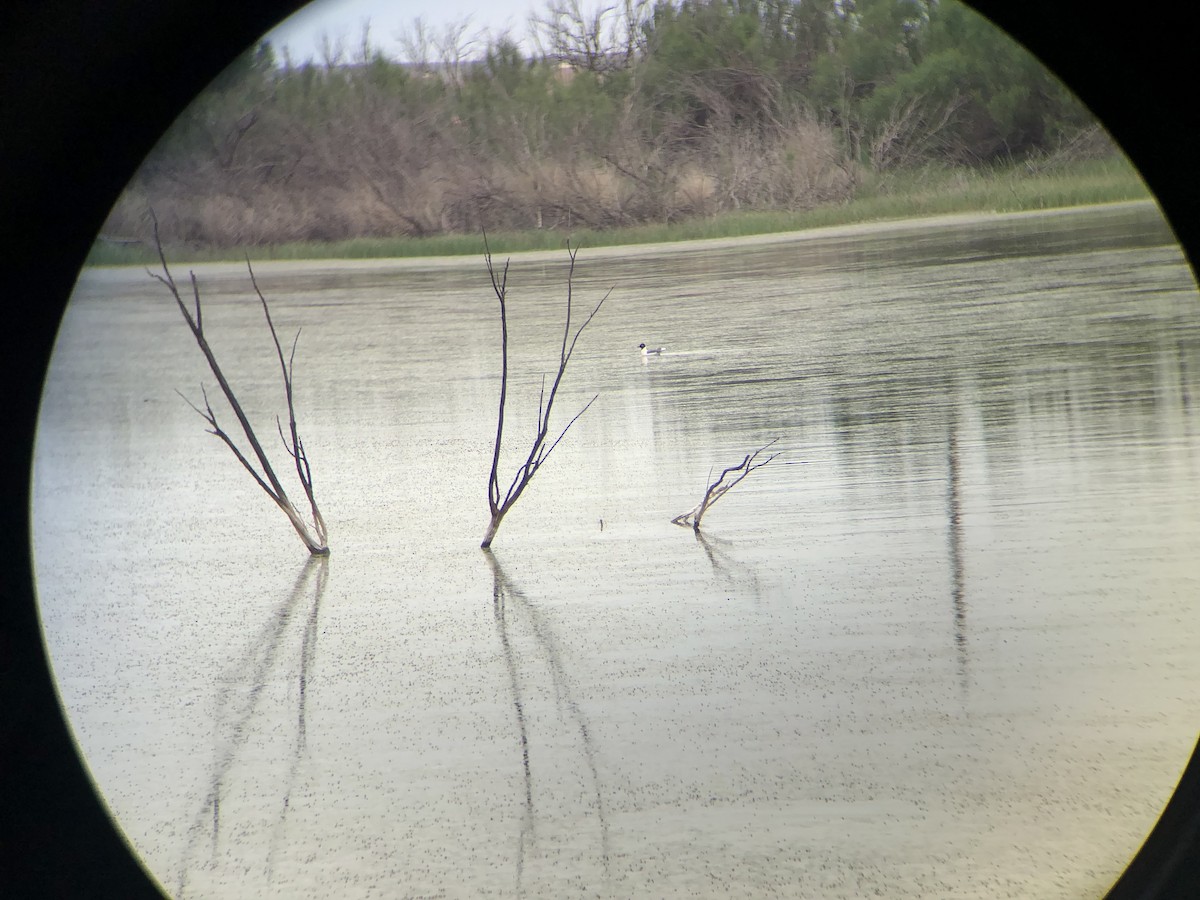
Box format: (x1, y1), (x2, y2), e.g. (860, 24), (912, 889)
(264, 0), (554, 63)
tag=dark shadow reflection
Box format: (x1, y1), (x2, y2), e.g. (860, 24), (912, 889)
(485, 551), (610, 894)
(489, 552), (534, 886)
(177, 555), (329, 898)
(692, 528), (764, 602)
(946, 419), (969, 698)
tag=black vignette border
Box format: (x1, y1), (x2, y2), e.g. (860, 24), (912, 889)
(0, 0), (1197, 897)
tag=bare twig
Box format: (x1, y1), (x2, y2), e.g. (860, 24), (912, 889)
(481, 232), (608, 549)
(247, 259), (327, 548)
(149, 211), (329, 555)
(671, 439), (781, 531)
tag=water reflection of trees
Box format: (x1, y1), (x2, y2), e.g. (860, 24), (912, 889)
(825, 375), (976, 699)
(825, 334), (1200, 481)
(823, 337), (1200, 704)
(176, 556), (328, 898)
(946, 419), (969, 697)
(486, 552), (610, 894)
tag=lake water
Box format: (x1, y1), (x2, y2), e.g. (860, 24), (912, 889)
(32, 201), (1200, 898)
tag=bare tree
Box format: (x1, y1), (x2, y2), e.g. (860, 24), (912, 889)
(671, 440), (781, 532)
(317, 29), (347, 70)
(433, 16), (479, 89)
(355, 19), (376, 65)
(149, 216), (329, 555)
(396, 16), (434, 71)
(531, 0), (651, 75)
(481, 236), (609, 549)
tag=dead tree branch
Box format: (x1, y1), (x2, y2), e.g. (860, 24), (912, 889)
(248, 263), (328, 549)
(481, 233), (608, 549)
(671, 439), (781, 532)
(148, 213), (329, 555)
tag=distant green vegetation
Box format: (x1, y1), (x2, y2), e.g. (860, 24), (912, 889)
(96, 0), (1128, 257)
(87, 155), (1150, 266)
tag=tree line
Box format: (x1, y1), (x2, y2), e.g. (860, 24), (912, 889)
(109, 0), (1104, 247)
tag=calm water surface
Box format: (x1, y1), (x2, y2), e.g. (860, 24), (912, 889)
(32, 202), (1200, 898)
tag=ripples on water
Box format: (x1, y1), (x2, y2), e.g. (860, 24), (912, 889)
(32, 203), (1200, 897)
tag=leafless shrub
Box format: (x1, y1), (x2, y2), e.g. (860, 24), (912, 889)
(868, 92), (966, 173)
(148, 214), (329, 555)
(672, 440), (781, 532)
(110, 50), (855, 246)
(481, 237), (609, 549)
(1023, 123), (1118, 173)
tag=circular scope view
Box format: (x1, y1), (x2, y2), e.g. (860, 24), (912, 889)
(31, 1), (1200, 897)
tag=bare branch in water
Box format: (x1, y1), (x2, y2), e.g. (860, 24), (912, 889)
(672, 439), (781, 532)
(482, 234), (608, 549)
(150, 210), (329, 555)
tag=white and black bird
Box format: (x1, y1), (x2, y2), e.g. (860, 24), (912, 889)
(639, 342), (665, 356)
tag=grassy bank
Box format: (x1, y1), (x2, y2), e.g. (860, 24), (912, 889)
(86, 155), (1151, 267)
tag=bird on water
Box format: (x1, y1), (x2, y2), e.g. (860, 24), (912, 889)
(639, 342), (665, 355)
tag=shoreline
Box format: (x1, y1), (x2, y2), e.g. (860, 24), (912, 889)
(86, 199), (1160, 278)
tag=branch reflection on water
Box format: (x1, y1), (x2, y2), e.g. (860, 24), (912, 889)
(691, 527), (764, 602)
(486, 551), (611, 893)
(177, 555), (328, 898)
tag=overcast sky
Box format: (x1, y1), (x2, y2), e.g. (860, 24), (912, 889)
(265, 0), (555, 63)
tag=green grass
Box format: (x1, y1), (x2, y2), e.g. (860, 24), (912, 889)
(85, 155), (1151, 267)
